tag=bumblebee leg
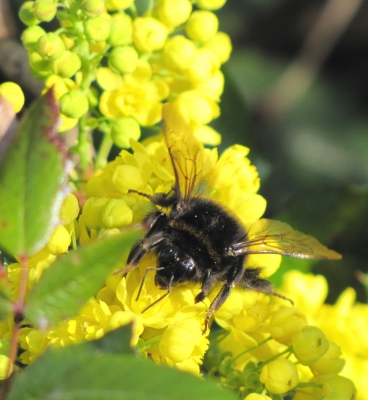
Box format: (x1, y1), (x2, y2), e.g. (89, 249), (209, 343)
(241, 269), (294, 306)
(195, 270), (214, 303)
(202, 283), (232, 334)
(201, 260), (245, 334)
(115, 212), (168, 276)
(121, 233), (165, 275)
(141, 275), (174, 313)
(136, 266), (165, 301)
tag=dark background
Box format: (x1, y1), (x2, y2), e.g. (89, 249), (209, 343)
(2, 0), (368, 303)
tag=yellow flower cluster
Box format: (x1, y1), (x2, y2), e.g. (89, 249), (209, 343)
(20, 0), (231, 147)
(16, 131), (356, 400)
(205, 283), (356, 399)
(18, 134), (271, 376)
(281, 271), (368, 400)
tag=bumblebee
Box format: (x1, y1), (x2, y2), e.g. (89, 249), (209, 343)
(124, 103), (341, 333)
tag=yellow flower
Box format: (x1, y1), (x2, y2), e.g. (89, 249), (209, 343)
(99, 61), (169, 126)
(133, 17), (168, 53)
(196, 0), (227, 10)
(157, 0), (192, 28)
(292, 326), (329, 366)
(281, 271), (366, 399)
(260, 358), (299, 394)
(0, 82), (25, 113)
(269, 307), (307, 345)
(244, 395), (272, 400)
(47, 225), (71, 255)
(186, 11), (219, 43)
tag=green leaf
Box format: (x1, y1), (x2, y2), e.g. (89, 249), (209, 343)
(8, 335), (238, 400)
(25, 229), (142, 326)
(0, 89), (67, 256)
(89, 324), (135, 355)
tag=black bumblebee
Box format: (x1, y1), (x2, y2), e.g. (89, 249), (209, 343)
(123, 104), (341, 333)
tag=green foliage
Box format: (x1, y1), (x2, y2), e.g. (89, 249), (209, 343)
(0, 90), (66, 257)
(25, 228), (142, 326)
(8, 327), (238, 400)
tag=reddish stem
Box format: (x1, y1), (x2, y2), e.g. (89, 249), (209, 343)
(0, 254), (29, 399)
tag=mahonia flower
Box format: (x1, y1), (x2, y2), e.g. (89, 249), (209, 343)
(0, 82), (25, 113)
(19, 0), (231, 148)
(18, 133), (269, 376)
(281, 271), (368, 400)
(9, 120), (356, 398)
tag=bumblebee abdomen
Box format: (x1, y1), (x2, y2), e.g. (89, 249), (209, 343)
(168, 197), (246, 270)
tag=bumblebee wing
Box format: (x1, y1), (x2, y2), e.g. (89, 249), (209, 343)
(162, 103), (204, 206)
(230, 219), (342, 260)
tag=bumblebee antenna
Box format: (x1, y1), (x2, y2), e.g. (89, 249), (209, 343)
(141, 275), (174, 313)
(136, 267), (165, 301)
(272, 291), (294, 306)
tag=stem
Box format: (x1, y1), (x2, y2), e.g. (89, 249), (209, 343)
(231, 336), (272, 364)
(95, 133), (113, 170)
(71, 222), (77, 250)
(256, 346), (293, 370)
(144, 0), (154, 16)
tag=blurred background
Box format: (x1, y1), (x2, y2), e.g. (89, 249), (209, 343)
(1, 0), (367, 303)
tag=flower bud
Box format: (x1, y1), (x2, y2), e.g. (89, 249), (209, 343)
(204, 31), (232, 64)
(157, 0), (192, 28)
(28, 51), (52, 77)
(21, 25), (46, 50)
(159, 326), (195, 363)
(47, 225), (71, 255)
(83, 198), (109, 229)
(81, 0), (105, 17)
(292, 326), (329, 366)
(310, 342), (345, 375)
(111, 117), (141, 148)
(106, 0), (134, 10)
(108, 46), (138, 74)
(60, 194), (80, 224)
(33, 0), (57, 22)
(196, 0), (226, 10)
(19, 1), (39, 26)
(108, 14), (133, 46)
(83, 17), (111, 44)
(102, 199), (133, 228)
(0, 356), (13, 380)
(244, 394), (272, 400)
(37, 33), (65, 60)
(322, 376), (357, 400)
(0, 82), (25, 113)
(133, 17), (167, 53)
(163, 35), (196, 70)
(52, 50), (82, 78)
(260, 359), (299, 394)
(183, 48), (220, 83)
(269, 306), (307, 345)
(59, 90), (89, 119)
(186, 11), (218, 43)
